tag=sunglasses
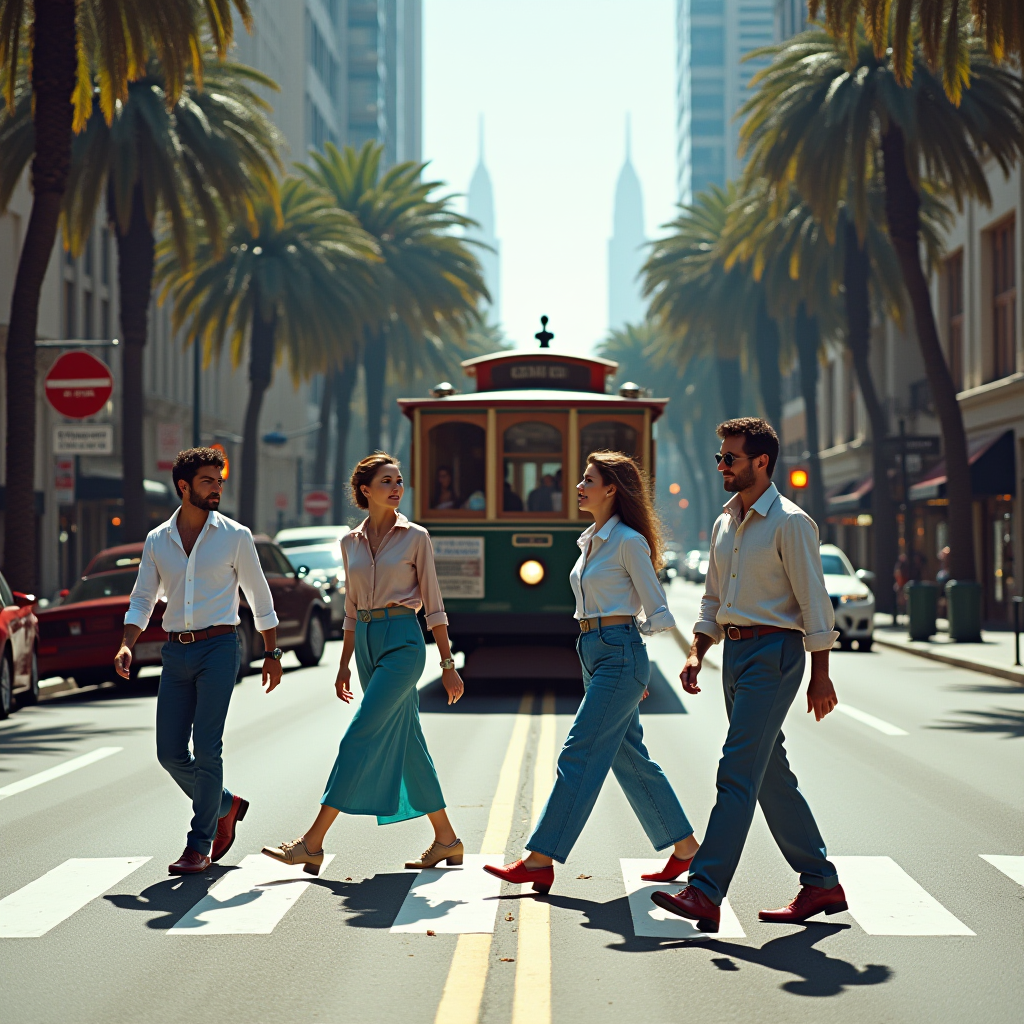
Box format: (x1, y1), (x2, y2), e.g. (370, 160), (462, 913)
(714, 452), (754, 467)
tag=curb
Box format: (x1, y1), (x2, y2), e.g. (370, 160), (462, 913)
(871, 633), (1024, 685)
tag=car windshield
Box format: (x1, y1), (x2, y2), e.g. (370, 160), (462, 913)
(277, 533), (346, 549)
(87, 552), (142, 573)
(65, 570), (138, 603)
(820, 554), (851, 576)
(286, 549), (342, 570)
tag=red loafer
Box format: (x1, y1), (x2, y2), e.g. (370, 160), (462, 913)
(650, 884), (721, 932)
(211, 795), (249, 863)
(641, 854), (693, 882)
(168, 846), (211, 875)
(759, 883), (848, 923)
(483, 859), (554, 894)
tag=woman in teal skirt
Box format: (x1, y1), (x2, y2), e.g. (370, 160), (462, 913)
(262, 453), (466, 874)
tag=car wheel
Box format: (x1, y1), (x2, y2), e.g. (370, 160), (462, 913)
(19, 650), (40, 705)
(0, 655), (13, 719)
(295, 612), (326, 667)
(237, 620), (254, 681)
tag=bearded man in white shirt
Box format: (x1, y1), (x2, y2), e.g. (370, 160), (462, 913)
(652, 418), (847, 932)
(115, 448), (282, 875)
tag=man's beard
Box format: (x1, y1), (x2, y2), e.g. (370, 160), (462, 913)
(189, 491), (221, 512)
(722, 464), (756, 492)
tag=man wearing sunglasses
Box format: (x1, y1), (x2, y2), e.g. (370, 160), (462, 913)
(651, 417), (846, 933)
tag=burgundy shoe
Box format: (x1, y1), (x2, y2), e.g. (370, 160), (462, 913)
(641, 854), (693, 882)
(168, 847), (211, 875)
(759, 883), (848, 923)
(650, 884), (721, 933)
(211, 795), (249, 862)
(483, 858), (554, 894)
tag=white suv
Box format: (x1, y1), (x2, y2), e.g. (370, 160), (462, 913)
(820, 544), (875, 651)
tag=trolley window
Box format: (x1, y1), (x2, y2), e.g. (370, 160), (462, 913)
(423, 416), (487, 518)
(500, 414), (567, 516)
(578, 413), (645, 473)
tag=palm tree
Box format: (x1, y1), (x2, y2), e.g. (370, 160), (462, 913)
(0, 57), (281, 541)
(155, 178), (380, 527)
(740, 25), (1024, 582)
(0, 0), (250, 589)
(299, 141), (488, 454)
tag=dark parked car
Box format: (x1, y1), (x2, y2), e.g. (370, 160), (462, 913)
(0, 568), (40, 718)
(283, 543), (345, 635)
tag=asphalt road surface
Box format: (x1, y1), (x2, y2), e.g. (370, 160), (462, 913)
(1, 580), (1021, 1024)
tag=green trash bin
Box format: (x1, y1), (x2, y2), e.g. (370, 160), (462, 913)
(904, 581), (938, 641)
(945, 580), (982, 642)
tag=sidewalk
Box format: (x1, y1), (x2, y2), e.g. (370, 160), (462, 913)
(872, 614), (1024, 685)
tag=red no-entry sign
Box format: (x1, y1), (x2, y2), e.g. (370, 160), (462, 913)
(45, 350), (113, 419)
(303, 490), (331, 517)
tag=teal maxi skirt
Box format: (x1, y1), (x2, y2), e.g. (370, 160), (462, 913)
(320, 611), (445, 824)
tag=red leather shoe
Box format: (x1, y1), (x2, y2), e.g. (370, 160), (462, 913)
(650, 884), (721, 932)
(211, 795), (249, 862)
(759, 883), (848, 923)
(641, 855), (693, 882)
(168, 847), (211, 875)
(483, 859), (554, 894)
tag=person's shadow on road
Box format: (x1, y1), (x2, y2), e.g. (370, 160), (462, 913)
(307, 872), (416, 928)
(104, 867), (236, 929)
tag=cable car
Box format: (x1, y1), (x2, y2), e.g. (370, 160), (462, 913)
(398, 323), (668, 679)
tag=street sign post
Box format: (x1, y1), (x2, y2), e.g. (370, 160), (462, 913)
(54, 457), (75, 504)
(303, 490), (331, 517)
(44, 350), (113, 419)
(52, 424), (114, 455)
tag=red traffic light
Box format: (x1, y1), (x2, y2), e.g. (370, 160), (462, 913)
(789, 468), (809, 489)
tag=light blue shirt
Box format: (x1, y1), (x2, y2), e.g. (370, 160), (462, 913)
(569, 515), (676, 636)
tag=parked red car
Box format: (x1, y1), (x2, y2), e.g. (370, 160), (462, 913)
(0, 568), (40, 718)
(37, 537), (331, 688)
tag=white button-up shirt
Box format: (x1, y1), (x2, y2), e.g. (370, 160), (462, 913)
(694, 483), (838, 652)
(570, 515), (675, 636)
(125, 508), (278, 634)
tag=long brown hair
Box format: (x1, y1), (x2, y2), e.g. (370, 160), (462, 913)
(586, 450), (663, 569)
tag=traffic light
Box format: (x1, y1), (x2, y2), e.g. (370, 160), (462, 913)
(789, 468), (809, 489)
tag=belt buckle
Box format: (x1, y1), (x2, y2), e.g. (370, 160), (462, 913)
(726, 626), (742, 641)
(178, 631), (196, 644)
(358, 610), (372, 623)
(580, 618), (590, 633)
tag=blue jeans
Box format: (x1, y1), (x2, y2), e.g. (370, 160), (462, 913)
(527, 623), (693, 863)
(687, 631), (839, 905)
(155, 632), (239, 855)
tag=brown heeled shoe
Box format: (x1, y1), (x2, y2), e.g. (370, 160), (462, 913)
(405, 838), (464, 869)
(261, 838), (325, 875)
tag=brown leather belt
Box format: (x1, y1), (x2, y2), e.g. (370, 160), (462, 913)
(723, 624), (798, 641)
(168, 625), (237, 644)
(579, 614), (634, 633)
(356, 606), (416, 623)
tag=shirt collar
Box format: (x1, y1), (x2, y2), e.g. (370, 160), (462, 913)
(724, 483), (780, 522)
(578, 514), (620, 549)
(351, 511), (409, 537)
(166, 506), (219, 550)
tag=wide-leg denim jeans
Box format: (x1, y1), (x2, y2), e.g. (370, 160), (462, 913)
(156, 632), (239, 855)
(687, 630), (839, 905)
(527, 623), (693, 864)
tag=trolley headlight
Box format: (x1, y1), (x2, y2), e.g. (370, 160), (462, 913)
(518, 559), (545, 586)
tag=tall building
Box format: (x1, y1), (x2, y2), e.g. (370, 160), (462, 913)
(775, 0), (810, 41)
(675, 0), (776, 203)
(607, 117), (647, 331)
(465, 119), (501, 323)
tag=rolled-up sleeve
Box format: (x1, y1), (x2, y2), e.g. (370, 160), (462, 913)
(413, 531), (449, 630)
(694, 518), (725, 644)
(235, 531), (279, 632)
(780, 515), (839, 652)
(124, 535), (160, 630)
(341, 538), (358, 632)
(620, 534), (675, 635)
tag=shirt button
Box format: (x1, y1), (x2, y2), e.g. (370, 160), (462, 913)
(734, 548), (738, 552)
(731, 573), (736, 578)
(727, 602), (732, 607)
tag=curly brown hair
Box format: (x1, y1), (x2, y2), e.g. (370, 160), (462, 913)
(171, 447), (226, 499)
(586, 451), (663, 569)
(350, 451), (401, 509)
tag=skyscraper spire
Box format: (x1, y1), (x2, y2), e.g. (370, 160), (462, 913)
(466, 115), (501, 323)
(608, 113), (646, 331)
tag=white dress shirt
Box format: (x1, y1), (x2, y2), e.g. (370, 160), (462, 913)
(570, 515), (676, 636)
(694, 483), (838, 652)
(125, 507), (278, 634)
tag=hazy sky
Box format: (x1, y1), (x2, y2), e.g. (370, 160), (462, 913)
(422, 0), (677, 359)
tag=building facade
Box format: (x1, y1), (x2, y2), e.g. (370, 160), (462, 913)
(607, 118), (647, 332)
(465, 119), (501, 324)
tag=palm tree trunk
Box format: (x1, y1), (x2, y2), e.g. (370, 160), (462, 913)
(363, 327), (387, 452)
(2, 0), (77, 591)
(113, 181), (155, 542)
(843, 222), (899, 613)
(240, 308), (277, 528)
(881, 125), (976, 581)
(794, 304), (827, 529)
(754, 296), (782, 428)
(312, 371), (334, 488)
(331, 359), (359, 524)
(715, 356), (741, 419)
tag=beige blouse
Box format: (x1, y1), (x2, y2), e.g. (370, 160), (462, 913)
(340, 512), (449, 632)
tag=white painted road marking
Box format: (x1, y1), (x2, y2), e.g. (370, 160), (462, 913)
(168, 853), (334, 935)
(0, 747), (123, 801)
(831, 856), (974, 935)
(980, 855), (1024, 887)
(833, 704), (908, 736)
(0, 857), (150, 937)
(391, 856), (503, 934)
(621, 860), (746, 940)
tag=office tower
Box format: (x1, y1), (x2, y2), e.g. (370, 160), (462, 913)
(776, 0), (810, 40)
(607, 117), (647, 331)
(675, 0), (776, 203)
(466, 118), (501, 323)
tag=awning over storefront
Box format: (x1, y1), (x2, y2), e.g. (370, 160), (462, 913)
(908, 430), (1016, 502)
(76, 476), (177, 505)
(827, 475), (874, 515)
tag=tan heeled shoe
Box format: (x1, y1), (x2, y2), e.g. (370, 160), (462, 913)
(405, 838), (464, 869)
(261, 838), (324, 875)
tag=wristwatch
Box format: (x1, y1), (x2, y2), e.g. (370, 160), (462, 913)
(266, 647), (284, 661)
(439, 657), (455, 671)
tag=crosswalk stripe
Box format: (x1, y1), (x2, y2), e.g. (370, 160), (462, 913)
(980, 855), (1024, 887)
(620, 860), (746, 940)
(0, 747), (123, 801)
(831, 856), (974, 935)
(0, 857), (150, 937)
(833, 704), (908, 736)
(167, 854), (334, 935)
(391, 856), (503, 934)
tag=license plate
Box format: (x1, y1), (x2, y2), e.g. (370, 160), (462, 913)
(134, 641), (165, 662)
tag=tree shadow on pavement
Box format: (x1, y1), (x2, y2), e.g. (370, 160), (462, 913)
(308, 872), (415, 928)
(0, 719), (147, 770)
(104, 867), (236, 929)
(928, 707), (1024, 739)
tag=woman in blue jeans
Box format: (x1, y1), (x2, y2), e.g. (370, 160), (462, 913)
(485, 451), (699, 893)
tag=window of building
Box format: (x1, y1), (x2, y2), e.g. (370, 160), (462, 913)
(945, 250), (964, 390)
(63, 281), (75, 337)
(691, 28), (724, 66)
(991, 217), (1016, 380)
(101, 299), (110, 341)
(502, 418), (565, 515)
(101, 227), (110, 286)
(348, 78), (379, 123)
(425, 418), (486, 516)
(691, 0), (722, 14)
(83, 290), (93, 339)
(83, 232), (93, 278)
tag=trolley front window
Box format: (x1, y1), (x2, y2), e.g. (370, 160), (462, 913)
(423, 416), (487, 518)
(500, 415), (567, 516)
